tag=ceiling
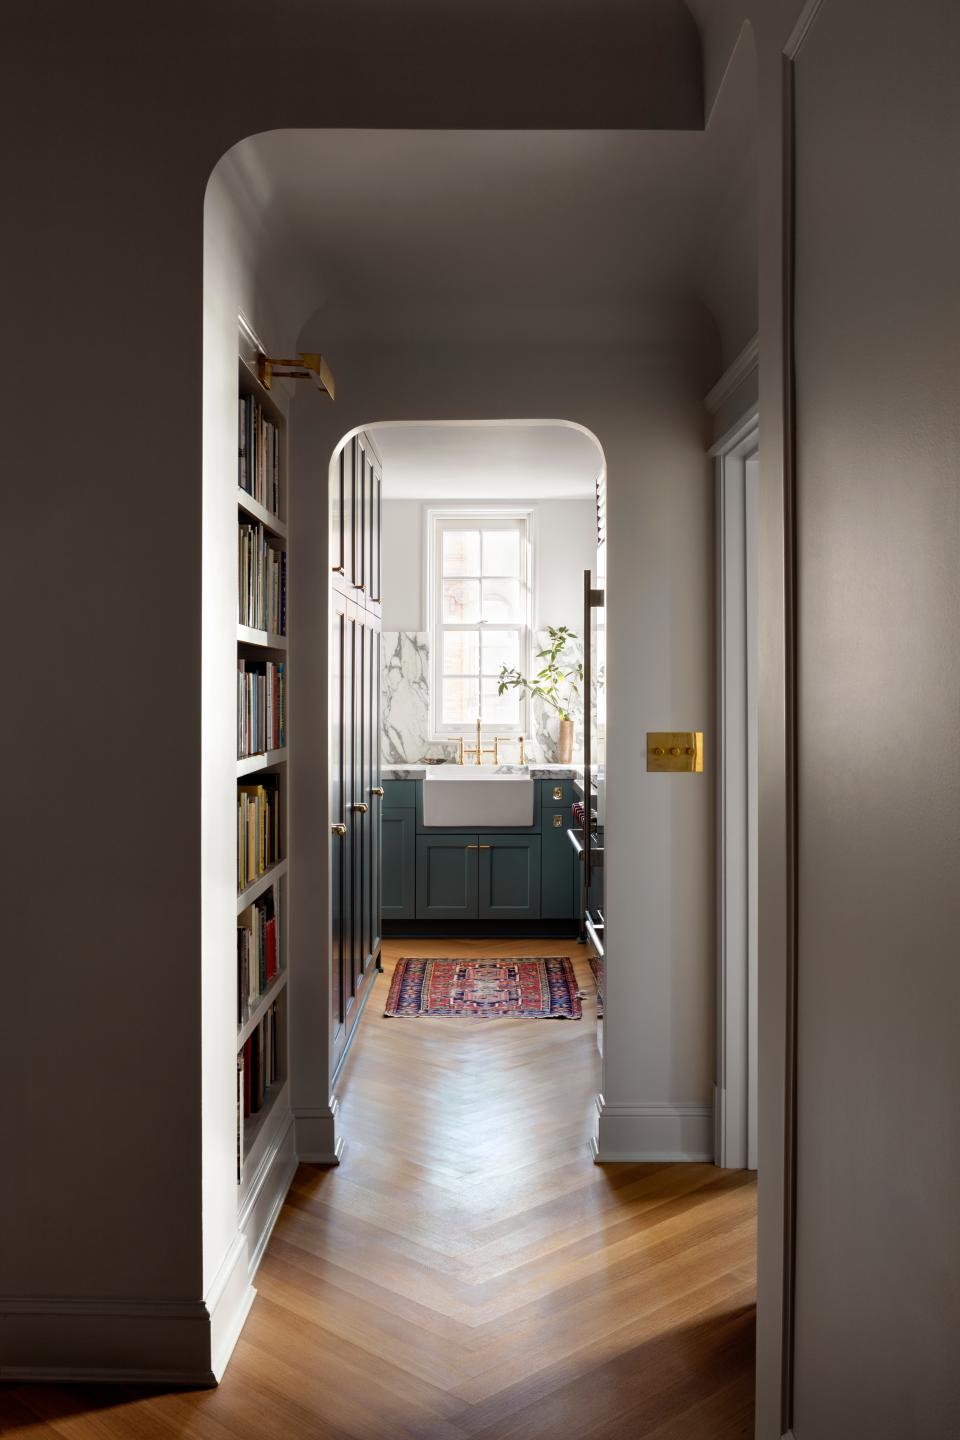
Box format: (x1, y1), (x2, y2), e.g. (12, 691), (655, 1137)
(369, 422), (603, 499)
(231, 30), (757, 360)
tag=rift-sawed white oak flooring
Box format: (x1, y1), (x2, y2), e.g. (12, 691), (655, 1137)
(2, 940), (757, 1439)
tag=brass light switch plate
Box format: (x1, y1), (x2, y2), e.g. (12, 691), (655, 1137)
(647, 731), (704, 773)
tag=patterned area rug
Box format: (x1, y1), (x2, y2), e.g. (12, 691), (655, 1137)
(589, 953), (604, 1013)
(385, 957), (582, 1019)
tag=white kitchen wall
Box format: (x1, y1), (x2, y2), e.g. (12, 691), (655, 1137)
(381, 495), (596, 632)
(379, 495), (596, 762)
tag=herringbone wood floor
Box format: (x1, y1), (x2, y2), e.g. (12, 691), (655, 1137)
(2, 940), (757, 1439)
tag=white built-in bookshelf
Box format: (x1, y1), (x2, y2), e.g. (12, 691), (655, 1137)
(236, 331), (290, 1191)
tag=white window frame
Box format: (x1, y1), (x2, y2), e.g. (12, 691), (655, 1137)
(425, 506), (534, 742)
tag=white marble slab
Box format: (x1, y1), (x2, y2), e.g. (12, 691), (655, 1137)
(380, 629), (595, 766)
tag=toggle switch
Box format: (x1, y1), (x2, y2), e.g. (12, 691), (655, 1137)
(647, 732), (704, 773)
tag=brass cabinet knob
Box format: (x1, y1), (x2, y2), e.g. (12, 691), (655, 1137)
(370, 786), (385, 796)
(552, 785), (564, 800)
(331, 822), (347, 837)
(553, 813), (564, 828)
(352, 801), (369, 813)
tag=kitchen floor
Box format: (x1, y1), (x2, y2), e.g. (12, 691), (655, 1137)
(4, 939), (757, 1440)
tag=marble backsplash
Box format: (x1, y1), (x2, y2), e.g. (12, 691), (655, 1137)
(381, 631), (590, 766)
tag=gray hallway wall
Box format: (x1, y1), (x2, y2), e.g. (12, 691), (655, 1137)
(790, 1), (960, 1434)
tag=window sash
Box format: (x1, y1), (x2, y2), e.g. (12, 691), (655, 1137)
(430, 512), (531, 738)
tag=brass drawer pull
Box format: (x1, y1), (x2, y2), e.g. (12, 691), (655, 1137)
(552, 785), (564, 801)
(331, 822), (347, 837)
(371, 786), (385, 796)
(352, 801), (369, 813)
(553, 813), (564, 828)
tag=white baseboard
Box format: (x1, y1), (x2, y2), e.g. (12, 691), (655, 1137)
(592, 1095), (714, 1162)
(0, 1297), (217, 1385)
(294, 1093), (343, 1164)
(1, 1108), (298, 1385)
(206, 1234), (254, 1385)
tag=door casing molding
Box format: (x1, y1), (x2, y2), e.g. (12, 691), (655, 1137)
(713, 410), (760, 1172)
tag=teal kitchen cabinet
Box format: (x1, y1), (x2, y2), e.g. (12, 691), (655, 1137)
(383, 777), (577, 931)
(382, 779), (418, 809)
(415, 834), (479, 919)
(478, 834), (541, 919)
(540, 808), (577, 918)
(540, 777), (576, 809)
(381, 808), (416, 919)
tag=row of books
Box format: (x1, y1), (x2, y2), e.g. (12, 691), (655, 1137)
(237, 887), (280, 1023)
(238, 658), (286, 758)
(238, 521), (286, 635)
(238, 394), (281, 516)
(237, 775), (282, 891)
(240, 1002), (281, 1120)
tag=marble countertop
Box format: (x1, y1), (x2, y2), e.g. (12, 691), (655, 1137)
(382, 763), (580, 781)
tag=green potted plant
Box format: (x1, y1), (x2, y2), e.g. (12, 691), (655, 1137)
(497, 625), (584, 763)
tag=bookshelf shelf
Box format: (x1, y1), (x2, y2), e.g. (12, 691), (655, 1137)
(241, 1077), (289, 1174)
(237, 747), (287, 777)
(234, 317), (292, 1215)
(238, 487), (287, 539)
(237, 857), (287, 915)
(238, 969), (288, 1050)
(237, 624), (287, 650)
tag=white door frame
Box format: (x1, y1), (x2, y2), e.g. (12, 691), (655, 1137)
(713, 409), (759, 1170)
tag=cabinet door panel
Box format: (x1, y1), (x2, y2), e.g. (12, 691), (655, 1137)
(479, 835), (541, 919)
(330, 593), (348, 1033)
(331, 438), (347, 579)
(416, 835), (478, 919)
(369, 459), (382, 605)
(541, 808), (576, 918)
(350, 615), (364, 995)
(370, 625), (383, 956)
(382, 809), (415, 918)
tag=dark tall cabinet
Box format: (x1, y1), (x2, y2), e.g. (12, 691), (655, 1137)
(330, 431), (383, 1073)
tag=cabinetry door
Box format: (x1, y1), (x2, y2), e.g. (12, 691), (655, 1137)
(351, 615), (371, 988)
(348, 611), (362, 998)
(367, 620), (382, 963)
(330, 591), (350, 1039)
(478, 835), (541, 919)
(541, 809), (576, 918)
(416, 835), (478, 919)
(368, 454), (382, 609)
(382, 809), (415, 918)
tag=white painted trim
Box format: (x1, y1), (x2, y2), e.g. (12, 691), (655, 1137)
(714, 419), (760, 1172)
(784, 0), (827, 59)
(207, 1234), (254, 1384)
(0, 1297), (217, 1385)
(593, 1096), (714, 1163)
(704, 334), (759, 415)
(709, 404), (760, 459)
(294, 1092), (343, 1163)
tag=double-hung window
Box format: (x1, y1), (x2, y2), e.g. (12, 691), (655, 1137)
(430, 511), (532, 739)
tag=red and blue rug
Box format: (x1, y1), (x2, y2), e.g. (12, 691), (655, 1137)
(589, 953), (604, 1013)
(384, 957), (582, 1019)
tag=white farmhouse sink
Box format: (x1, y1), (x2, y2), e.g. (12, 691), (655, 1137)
(422, 768), (534, 827)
